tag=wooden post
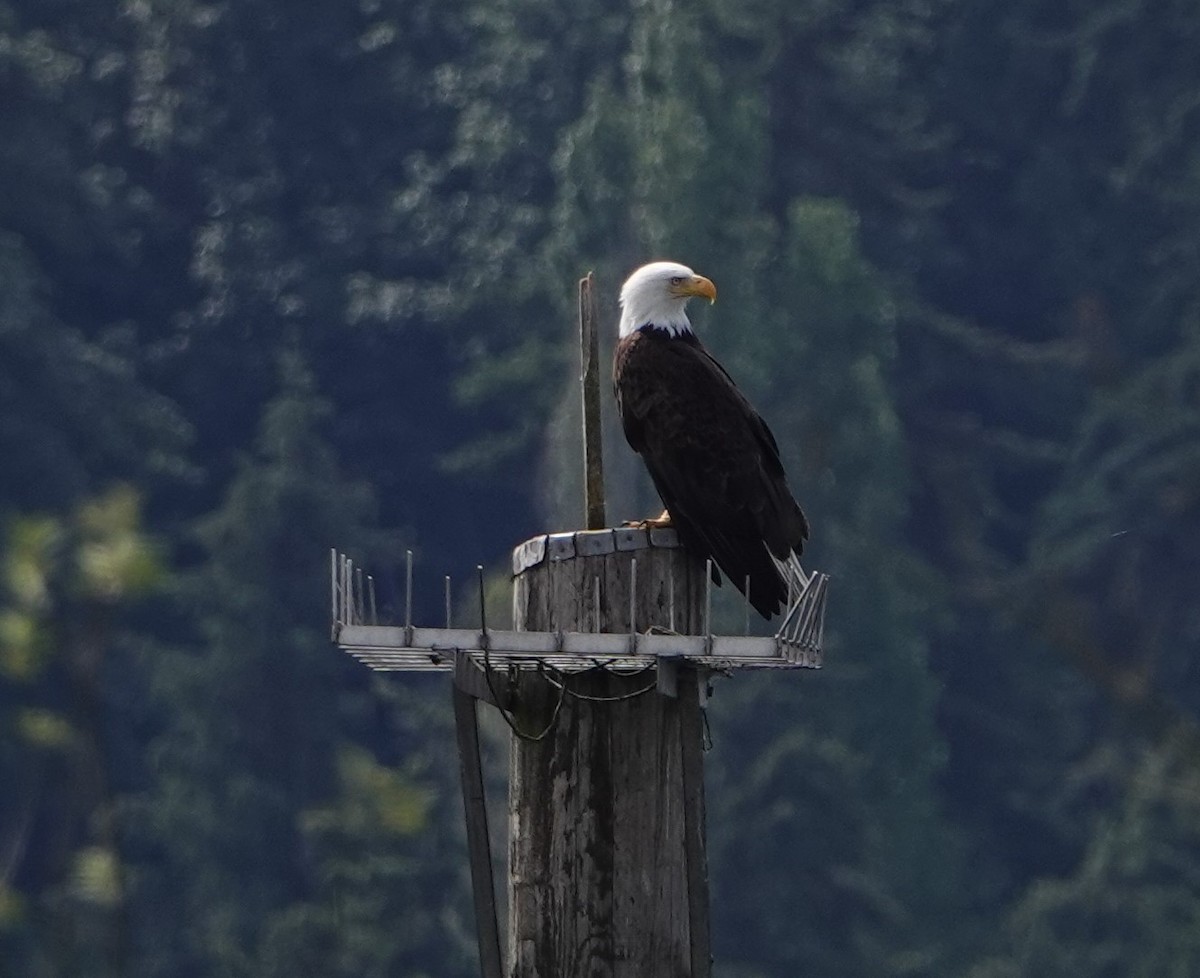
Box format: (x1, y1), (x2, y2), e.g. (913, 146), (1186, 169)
(507, 539), (712, 978)
(453, 656), (505, 978)
(579, 272), (606, 531)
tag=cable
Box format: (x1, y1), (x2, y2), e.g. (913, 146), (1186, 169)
(480, 642), (568, 743)
(539, 667), (659, 703)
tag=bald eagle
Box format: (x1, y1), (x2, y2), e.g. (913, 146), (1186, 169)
(613, 261), (809, 619)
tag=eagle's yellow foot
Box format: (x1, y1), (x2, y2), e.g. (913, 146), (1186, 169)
(622, 509), (673, 530)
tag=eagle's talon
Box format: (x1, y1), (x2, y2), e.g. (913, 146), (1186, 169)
(621, 510), (673, 531)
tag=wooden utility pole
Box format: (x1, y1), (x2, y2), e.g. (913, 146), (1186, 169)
(507, 537), (712, 978)
(328, 270), (826, 978)
(501, 272), (710, 977)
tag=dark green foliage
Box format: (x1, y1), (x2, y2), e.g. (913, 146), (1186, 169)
(120, 357), (474, 977)
(2, 0), (1200, 974)
(0, 233), (190, 512)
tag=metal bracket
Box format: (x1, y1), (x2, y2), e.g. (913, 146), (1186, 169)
(453, 654), (512, 712)
(451, 654), (504, 978)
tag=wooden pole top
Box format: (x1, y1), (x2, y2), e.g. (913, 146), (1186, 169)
(512, 526), (684, 576)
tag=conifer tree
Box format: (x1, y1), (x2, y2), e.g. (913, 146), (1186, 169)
(124, 354), (473, 977)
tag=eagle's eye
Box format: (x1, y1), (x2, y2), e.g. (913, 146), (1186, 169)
(669, 276), (684, 286)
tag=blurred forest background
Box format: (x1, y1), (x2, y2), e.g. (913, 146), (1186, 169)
(3, 0), (1200, 975)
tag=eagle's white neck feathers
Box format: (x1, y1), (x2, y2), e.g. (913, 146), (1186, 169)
(618, 261), (701, 339)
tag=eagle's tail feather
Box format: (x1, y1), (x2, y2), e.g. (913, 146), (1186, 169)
(679, 516), (785, 619)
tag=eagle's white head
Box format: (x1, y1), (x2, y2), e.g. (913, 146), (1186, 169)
(618, 261), (717, 339)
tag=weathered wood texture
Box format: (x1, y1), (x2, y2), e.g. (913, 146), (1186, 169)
(453, 663), (505, 978)
(579, 272), (606, 531)
(508, 542), (711, 978)
(511, 542), (706, 637)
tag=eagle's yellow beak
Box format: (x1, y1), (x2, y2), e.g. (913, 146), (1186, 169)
(673, 274), (717, 304)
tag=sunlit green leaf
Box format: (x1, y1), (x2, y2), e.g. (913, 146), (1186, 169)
(75, 485), (162, 601)
(16, 707), (74, 749)
(0, 609), (46, 680)
(3, 516), (61, 610)
(0, 881), (25, 930)
(339, 746), (433, 835)
(71, 846), (122, 908)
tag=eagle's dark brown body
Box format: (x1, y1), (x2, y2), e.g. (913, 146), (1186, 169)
(613, 325), (808, 619)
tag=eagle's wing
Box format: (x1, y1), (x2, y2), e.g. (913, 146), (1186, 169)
(615, 333), (807, 618)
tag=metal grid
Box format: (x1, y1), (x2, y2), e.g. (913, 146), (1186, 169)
(331, 534), (829, 673)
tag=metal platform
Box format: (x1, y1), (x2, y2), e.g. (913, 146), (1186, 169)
(331, 530), (829, 673)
